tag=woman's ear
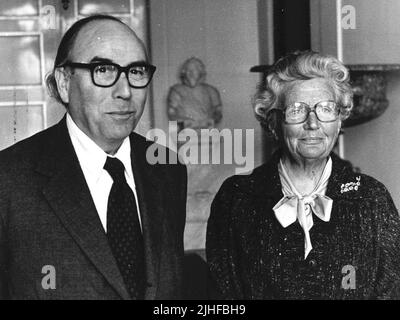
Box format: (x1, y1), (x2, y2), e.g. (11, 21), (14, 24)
(269, 111), (283, 142)
(54, 67), (71, 104)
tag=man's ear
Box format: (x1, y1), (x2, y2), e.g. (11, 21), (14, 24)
(54, 67), (71, 104)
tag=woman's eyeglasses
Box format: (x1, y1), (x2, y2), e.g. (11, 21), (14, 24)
(278, 100), (340, 124)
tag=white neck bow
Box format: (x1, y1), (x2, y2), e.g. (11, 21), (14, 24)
(273, 158), (333, 259)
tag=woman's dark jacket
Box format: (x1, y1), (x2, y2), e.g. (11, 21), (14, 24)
(206, 152), (400, 299)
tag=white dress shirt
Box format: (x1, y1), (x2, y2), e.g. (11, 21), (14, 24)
(66, 113), (141, 232)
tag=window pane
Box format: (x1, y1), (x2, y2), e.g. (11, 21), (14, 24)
(0, 35), (42, 85)
(0, 88), (43, 103)
(78, 0), (131, 15)
(0, 104), (43, 150)
(0, 19), (39, 32)
(0, 0), (39, 16)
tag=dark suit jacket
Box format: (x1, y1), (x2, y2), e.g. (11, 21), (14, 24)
(206, 151), (400, 299)
(0, 117), (187, 300)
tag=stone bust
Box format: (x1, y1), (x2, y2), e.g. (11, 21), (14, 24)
(167, 57), (222, 130)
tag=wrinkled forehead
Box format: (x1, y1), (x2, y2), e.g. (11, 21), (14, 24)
(283, 78), (335, 105)
(70, 20), (147, 64)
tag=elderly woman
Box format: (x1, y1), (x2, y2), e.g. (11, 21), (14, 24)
(206, 51), (400, 299)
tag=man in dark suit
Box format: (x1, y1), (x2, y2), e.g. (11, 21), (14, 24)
(0, 15), (187, 299)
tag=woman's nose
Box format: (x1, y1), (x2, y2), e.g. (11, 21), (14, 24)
(304, 111), (320, 129)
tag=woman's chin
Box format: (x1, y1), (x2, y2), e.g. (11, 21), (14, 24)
(296, 146), (329, 161)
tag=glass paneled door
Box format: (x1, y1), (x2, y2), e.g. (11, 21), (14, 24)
(0, 0), (149, 151)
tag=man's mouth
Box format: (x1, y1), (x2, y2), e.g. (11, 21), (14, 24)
(107, 111), (135, 119)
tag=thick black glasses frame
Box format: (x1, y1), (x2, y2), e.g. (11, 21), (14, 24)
(60, 61), (156, 88)
(277, 100), (341, 124)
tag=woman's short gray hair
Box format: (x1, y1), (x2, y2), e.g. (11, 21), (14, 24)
(253, 51), (353, 137)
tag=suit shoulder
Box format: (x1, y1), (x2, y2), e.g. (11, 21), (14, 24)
(130, 132), (186, 172)
(0, 125), (57, 168)
(130, 131), (154, 148)
(131, 131), (176, 159)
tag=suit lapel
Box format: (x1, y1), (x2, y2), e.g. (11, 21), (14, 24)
(130, 133), (163, 300)
(36, 118), (130, 300)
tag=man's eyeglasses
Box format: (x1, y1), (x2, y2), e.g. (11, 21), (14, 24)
(60, 61), (156, 88)
(277, 100), (340, 124)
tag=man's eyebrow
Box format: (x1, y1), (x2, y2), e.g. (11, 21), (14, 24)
(90, 56), (114, 63)
(130, 60), (150, 65)
(89, 57), (150, 66)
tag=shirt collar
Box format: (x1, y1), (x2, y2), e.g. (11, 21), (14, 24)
(113, 135), (133, 181)
(66, 113), (133, 183)
(278, 157), (332, 198)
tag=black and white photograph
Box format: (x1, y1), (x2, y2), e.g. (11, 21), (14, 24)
(0, 0), (399, 306)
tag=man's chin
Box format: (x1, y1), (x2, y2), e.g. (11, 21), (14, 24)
(107, 124), (136, 141)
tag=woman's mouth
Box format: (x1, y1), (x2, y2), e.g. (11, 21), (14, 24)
(300, 137), (324, 144)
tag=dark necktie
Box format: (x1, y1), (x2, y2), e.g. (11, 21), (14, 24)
(104, 156), (145, 299)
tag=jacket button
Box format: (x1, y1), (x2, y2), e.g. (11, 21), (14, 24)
(309, 259), (317, 268)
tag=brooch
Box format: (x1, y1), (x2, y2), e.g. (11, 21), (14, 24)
(340, 176), (361, 193)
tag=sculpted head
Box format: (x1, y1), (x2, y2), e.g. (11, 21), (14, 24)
(180, 57), (206, 88)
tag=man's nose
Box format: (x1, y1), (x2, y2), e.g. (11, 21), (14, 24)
(113, 72), (132, 99)
(304, 111), (320, 129)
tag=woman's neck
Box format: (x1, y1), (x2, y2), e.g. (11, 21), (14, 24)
(281, 155), (328, 196)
